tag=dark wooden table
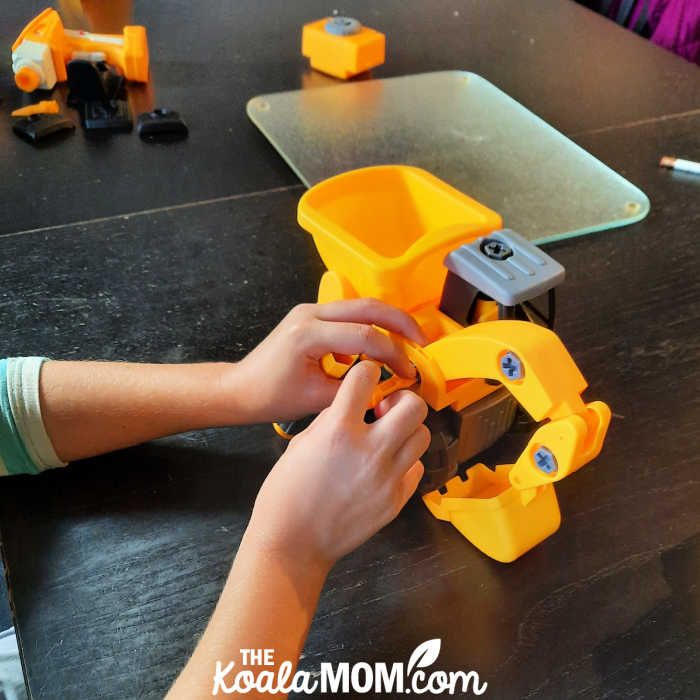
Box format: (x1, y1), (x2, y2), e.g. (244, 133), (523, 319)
(1, 1), (698, 698)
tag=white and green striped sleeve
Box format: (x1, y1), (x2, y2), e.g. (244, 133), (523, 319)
(0, 357), (66, 476)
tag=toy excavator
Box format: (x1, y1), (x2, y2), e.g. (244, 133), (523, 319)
(11, 7), (148, 93)
(277, 165), (611, 563)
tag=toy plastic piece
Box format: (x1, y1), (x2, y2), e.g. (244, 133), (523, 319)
(273, 422), (294, 439)
(137, 109), (188, 142)
(11, 100), (60, 117)
(508, 400), (610, 493)
(13, 38), (56, 92)
(443, 229), (565, 308)
(81, 100), (132, 131)
(295, 165), (611, 562)
(420, 386), (518, 495)
(420, 417), (459, 495)
(12, 113), (75, 144)
(453, 387), (518, 464)
(424, 320), (588, 421)
(368, 364), (417, 409)
(67, 59), (124, 102)
(301, 16), (385, 79)
(273, 414), (317, 439)
(423, 465), (561, 563)
(298, 166), (503, 310)
(67, 59), (132, 132)
(12, 8), (148, 93)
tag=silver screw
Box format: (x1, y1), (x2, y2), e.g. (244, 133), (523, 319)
(533, 447), (558, 475)
(324, 17), (361, 36)
(480, 238), (513, 260)
(500, 352), (523, 380)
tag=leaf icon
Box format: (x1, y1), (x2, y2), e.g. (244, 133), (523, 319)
(407, 639), (441, 675)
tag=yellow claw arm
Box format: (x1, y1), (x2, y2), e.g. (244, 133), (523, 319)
(424, 320), (587, 420)
(422, 320), (611, 491)
(417, 319), (610, 561)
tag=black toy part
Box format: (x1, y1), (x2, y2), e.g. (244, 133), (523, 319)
(67, 59), (132, 132)
(12, 114), (75, 144)
(137, 109), (188, 142)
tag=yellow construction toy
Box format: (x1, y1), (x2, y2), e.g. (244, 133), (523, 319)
(279, 165), (611, 563)
(11, 7), (148, 93)
(302, 17), (385, 79)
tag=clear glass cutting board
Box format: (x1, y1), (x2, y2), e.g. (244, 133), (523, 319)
(247, 71), (649, 244)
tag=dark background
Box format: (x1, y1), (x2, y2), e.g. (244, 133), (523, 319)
(0, 1), (698, 698)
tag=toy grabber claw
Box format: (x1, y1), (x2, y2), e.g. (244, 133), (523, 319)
(12, 8), (148, 92)
(286, 165), (611, 562)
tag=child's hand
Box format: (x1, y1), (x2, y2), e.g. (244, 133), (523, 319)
(167, 362), (429, 698)
(231, 299), (427, 423)
(247, 361), (430, 569)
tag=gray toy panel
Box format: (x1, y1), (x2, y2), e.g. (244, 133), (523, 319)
(444, 229), (565, 306)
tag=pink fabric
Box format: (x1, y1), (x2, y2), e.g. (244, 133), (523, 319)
(618, 0), (700, 65)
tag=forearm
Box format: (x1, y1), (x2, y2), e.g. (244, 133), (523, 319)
(167, 526), (328, 699)
(40, 361), (250, 462)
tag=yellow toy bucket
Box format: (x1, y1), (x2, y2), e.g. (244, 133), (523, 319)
(298, 165), (502, 310)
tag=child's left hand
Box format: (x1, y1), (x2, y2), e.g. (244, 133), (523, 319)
(227, 298), (427, 423)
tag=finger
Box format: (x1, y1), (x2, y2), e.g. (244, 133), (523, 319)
(300, 372), (342, 415)
(393, 425), (431, 475)
(305, 320), (416, 379)
(394, 461), (425, 514)
(373, 391), (404, 420)
(315, 298), (428, 346)
(331, 360), (381, 421)
(372, 390), (428, 445)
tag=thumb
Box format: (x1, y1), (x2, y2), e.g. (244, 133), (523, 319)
(331, 360), (381, 422)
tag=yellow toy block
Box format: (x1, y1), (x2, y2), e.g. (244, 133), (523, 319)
(302, 17), (385, 79)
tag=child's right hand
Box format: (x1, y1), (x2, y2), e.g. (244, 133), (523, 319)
(247, 360), (430, 570)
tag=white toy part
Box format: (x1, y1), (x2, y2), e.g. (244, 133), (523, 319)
(71, 50), (107, 62)
(11, 40), (58, 90)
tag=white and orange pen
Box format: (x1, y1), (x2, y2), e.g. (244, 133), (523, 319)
(659, 156), (700, 176)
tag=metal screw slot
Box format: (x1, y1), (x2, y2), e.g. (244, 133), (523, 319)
(533, 446), (558, 475)
(499, 352), (523, 380)
(324, 17), (361, 36)
(480, 238), (513, 260)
